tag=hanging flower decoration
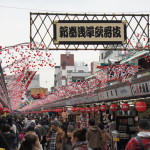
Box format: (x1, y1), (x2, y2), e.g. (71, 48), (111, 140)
(97, 64), (140, 87)
(16, 34), (149, 112)
(0, 43), (56, 111)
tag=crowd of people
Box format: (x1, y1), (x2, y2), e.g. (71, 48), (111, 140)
(0, 113), (150, 150)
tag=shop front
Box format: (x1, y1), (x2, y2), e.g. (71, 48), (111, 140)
(45, 72), (150, 150)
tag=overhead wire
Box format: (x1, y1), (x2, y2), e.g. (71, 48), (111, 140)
(0, 5), (150, 14)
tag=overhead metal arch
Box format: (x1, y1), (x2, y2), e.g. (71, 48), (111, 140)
(30, 13), (150, 51)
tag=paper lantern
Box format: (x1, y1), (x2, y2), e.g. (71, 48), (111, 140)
(80, 108), (86, 112)
(100, 105), (107, 112)
(135, 101), (147, 112)
(40, 93), (44, 98)
(85, 108), (92, 113)
(92, 107), (99, 113)
(121, 103), (130, 112)
(52, 109), (56, 112)
(2, 107), (10, 113)
(55, 109), (59, 112)
(32, 94), (39, 99)
(72, 107), (80, 112)
(75, 107), (80, 111)
(71, 107), (76, 112)
(55, 108), (59, 112)
(0, 107), (3, 113)
(110, 104), (118, 112)
(56, 108), (63, 112)
(63, 107), (67, 112)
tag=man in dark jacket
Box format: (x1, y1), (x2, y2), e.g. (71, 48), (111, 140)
(86, 119), (102, 150)
(125, 118), (150, 150)
(0, 133), (11, 150)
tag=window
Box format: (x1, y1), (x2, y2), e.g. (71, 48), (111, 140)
(78, 70), (84, 73)
(67, 70), (72, 73)
(101, 53), (104, 59)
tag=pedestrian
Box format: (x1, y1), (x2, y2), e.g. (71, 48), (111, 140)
(35, 120), (45, 141)
(86, 119), (102, 150)
(46, 120), (64, 150)
(61, 124), (75, 150)
(26, 124), (41, 142)
(19, 134), (41, 150)
(7, 117), (17, 134)
(1, 124), (16, 150)
(98, 123), (112, 150)
(0, 133), (11, 150)
(40, 120), (49, 150)
(125, 118), (150, 150)
(71, 128), (88, 150)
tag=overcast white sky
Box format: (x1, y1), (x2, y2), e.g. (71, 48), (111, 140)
(0, 0), (150, 89)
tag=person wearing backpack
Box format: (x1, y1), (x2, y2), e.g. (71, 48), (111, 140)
(125, 118), (150, 150)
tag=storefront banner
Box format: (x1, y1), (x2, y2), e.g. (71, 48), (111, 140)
(82, 93), (99, 103)
(107, 89), (118, 99)
(48, 80), (150, 108)
(131, 81), (150, 96)
(98, 91), (108, 99)
(98, 86), (132, 101)
(116, 86), (132, 97)
(98, 89), (118, 100)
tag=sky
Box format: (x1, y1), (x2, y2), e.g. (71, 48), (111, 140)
(0, 0), (150, 90)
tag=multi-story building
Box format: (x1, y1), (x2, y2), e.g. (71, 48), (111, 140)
(54, 53), (91, 87)
(91, 49), (138, 75)
(99, 50), (124, 64)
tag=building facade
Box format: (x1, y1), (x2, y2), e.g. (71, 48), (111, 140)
(54, 54), (91, 87)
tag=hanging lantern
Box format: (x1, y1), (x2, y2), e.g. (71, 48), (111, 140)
(121, 103), (130, 112)
(110, 104), (118, 112)
(0, 107), (3, 113)
(135, 101), (147, 112)
(60, 108), (63, 112)
(100, 105), (107, 112)
(56, 108), (60, 112)
(40, 93), (44, 98)
(32, 94), (39, 99)
(71, 107), (76, 112)
(85, 107), (92, 113)
(51, 109), (54, 112)
(75, 107), (80, 111)
(2, 107), (10, 113)
(63, 107), (67, 112)
(42, 109), (49, 112)
(53, 109), (56, 112)
(92, 107), (99, 113)
(57, 108), (63, 112)
(80, 107), (86, 113)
